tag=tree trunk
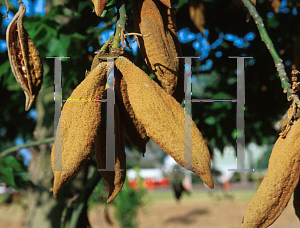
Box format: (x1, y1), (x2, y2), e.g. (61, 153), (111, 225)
(26, 83), (90, 228)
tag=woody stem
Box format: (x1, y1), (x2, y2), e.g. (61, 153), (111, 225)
(112, 0), (126, 48)
(100, 35), (114, 52)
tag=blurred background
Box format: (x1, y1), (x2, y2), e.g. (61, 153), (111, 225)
(0, 0), (299, 227)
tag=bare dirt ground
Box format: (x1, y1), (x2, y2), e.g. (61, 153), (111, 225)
(0, 188), (299, 228)
(88, 190), (300, 228)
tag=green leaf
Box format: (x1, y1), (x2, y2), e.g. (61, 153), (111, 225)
(0, 61), (12, 80)
(78, 1), (93, 13)
(204, 116), (215, 125)
(231, 129), (237, 139)
(4, 156), (26, 172)
(59, 34), (71, 50)
(41, 5), (65, 21)
(175, 0), (189, 14)
(47, 37), (67, 56)
(216, 124), (222, 137)
(0, 164), (17, 189)
(149, 73), (156, 79)
(212, 92), (234, 100)
(106, 0), (116, 7)
(70, 33), (88, 40)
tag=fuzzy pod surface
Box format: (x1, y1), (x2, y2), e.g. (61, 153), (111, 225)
(115, 69), (149, 155)
(51, 62), (107, 196)
(133, 0), (184, 104)
(115, 57), (214, 189)
(242, 118), (300, 228)
(95, 100), (126, 203)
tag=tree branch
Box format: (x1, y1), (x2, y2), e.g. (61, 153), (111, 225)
(242, 0), (300, 107)
(0, 137), (55, 157)
(112, 1), (126, 48)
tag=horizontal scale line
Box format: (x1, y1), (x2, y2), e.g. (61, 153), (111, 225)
(61, 99), (108, 102)
(192, 99), (237, 102)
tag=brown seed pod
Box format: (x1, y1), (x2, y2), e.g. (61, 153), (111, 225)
(51, 62), (107, 196)
(133, 0), (184, 104)
(159, 0), (171, 8)
(95, 101), (126, 203)
(115, 57), (214, 189)
(115, 69), (149, 155)
(91, 0), (111, 16)
(242, 119), (300, 228)
(6, 3), (43, 111)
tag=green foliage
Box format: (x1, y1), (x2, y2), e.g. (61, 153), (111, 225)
(88, 177), (107, 208)
(113, 170), (147, 228)
(0, 155), (33, 189)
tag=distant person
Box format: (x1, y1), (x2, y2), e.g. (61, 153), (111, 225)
(172, 180), (190, 202)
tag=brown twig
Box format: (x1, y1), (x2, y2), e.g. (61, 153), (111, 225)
(3, 0), (10, 19)
(124, 32), (150, 37)
(120, 28), (126, 48)
(125, 38), (131, 49)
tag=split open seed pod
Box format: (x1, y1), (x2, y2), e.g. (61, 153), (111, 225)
(6, 3), (43, 111)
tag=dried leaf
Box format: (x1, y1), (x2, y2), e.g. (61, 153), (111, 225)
(95, 101), (126, 203)
(115, 57), (214, 189)
(51, 62), (107, 196)
(115, 69), (149, 154)
(189, 0), (205, 33)
(267, 0), (281, 13)
(133, 0), (184, 104)
(242, 119), (300, 227)
(91, 0), (111, 16)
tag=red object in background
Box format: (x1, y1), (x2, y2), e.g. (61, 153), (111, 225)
(144, 178), (155, 191)
(128, 178), (170, 190)
(223, 180), (231, 191)
(129, 180), (138, 189)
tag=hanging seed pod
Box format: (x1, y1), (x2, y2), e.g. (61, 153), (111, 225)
(6, 3), (43, 111)
(91, 0), (112, 16)
(115, 57), (214, 189)
(133, 0), (184, 104)
(115, 69), (149, 155)
(242, 119), (300, 228)
(95, 101), (126, 203)
(156, 0), (185, 104)
(51, 62), (107, 196)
